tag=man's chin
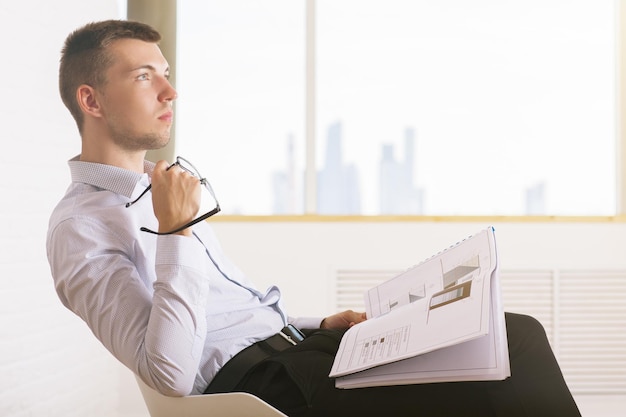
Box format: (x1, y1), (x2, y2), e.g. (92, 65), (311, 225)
(151, 139), (171, 150)
(145, 133), (171, 150)
(112, 131), (171, 152)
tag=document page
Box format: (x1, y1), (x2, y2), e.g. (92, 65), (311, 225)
(329, 228), (498, 379)
(334, 262), (510, 388)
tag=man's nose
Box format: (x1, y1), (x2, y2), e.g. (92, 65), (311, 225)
(159, 79), (178, 103)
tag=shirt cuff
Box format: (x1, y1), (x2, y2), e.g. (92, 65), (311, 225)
(154, 234), (210, 301)
(155, 234), (208, 271)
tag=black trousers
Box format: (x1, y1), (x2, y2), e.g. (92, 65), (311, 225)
(229, 313), (581, 417)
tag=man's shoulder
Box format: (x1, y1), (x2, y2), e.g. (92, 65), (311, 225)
(48, 182), (132, 238)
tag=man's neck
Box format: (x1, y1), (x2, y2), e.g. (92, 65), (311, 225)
(80, 146), (147, 174)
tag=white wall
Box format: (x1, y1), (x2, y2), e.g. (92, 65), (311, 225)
(0, 1), (138, 416)
(2, 1), (624, 416)
(209, 221), (626, 318)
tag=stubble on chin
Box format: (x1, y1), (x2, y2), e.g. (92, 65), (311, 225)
(111, 129), (171, 151)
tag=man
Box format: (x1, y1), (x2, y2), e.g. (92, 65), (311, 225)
(47, 20), (581, 416)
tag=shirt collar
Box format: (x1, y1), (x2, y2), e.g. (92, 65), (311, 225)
(68, 156), (156, 199)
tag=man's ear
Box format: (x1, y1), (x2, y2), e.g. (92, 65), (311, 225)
(76, 84), (103, 118)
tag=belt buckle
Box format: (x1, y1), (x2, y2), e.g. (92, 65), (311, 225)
(278, 330), (298, 346)
(279, 324), (305, 346)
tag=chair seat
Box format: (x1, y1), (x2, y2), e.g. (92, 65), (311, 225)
(135, 375), (288, 417)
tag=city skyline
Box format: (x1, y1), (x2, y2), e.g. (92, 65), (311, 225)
(272, 121), (547, 215)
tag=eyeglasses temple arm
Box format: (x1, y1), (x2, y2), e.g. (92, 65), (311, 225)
(140, 205), (221, 235)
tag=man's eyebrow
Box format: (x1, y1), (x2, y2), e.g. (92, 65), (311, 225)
(129, 64), (170, 74)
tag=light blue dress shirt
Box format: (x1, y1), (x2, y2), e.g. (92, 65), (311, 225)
(46, 157), (321, 395)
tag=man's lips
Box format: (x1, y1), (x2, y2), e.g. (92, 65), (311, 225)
(158, 111), (173, 122)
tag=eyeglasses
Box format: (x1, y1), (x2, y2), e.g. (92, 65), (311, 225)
(126, 156), (220, 235)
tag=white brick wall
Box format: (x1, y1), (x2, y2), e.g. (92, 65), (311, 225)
(0, 1), (141, 416)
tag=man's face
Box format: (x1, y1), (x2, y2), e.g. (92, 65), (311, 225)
(97, 38), (176, 151)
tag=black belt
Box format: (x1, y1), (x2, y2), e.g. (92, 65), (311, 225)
(204, 325), (305, 394)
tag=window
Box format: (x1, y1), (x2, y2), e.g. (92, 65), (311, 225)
(177, 0), (616, 216)
(176, 0), (305, 214)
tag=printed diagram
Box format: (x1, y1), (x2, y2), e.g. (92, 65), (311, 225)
(387, 284), (425, 312)
(353, 325), (411, 367)
(367, 254), (482, 316)
(442, 254), (480, 288)
(430, 254), (480, 310)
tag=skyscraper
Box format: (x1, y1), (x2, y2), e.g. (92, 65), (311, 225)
(317, 121), (362, 214)
(379, 127), (423, 214)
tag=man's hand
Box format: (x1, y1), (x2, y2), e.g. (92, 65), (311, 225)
(320, 310), (367, 330)
(151, 160), (201, 236)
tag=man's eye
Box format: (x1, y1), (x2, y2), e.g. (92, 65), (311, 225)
(137, 73), (149, 81)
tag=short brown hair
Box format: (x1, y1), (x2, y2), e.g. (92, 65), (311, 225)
(59, 20), (162, 132)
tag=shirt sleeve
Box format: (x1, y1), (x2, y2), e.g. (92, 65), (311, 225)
(48, 217), (210, 396)
(289, 316), (324, 330)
